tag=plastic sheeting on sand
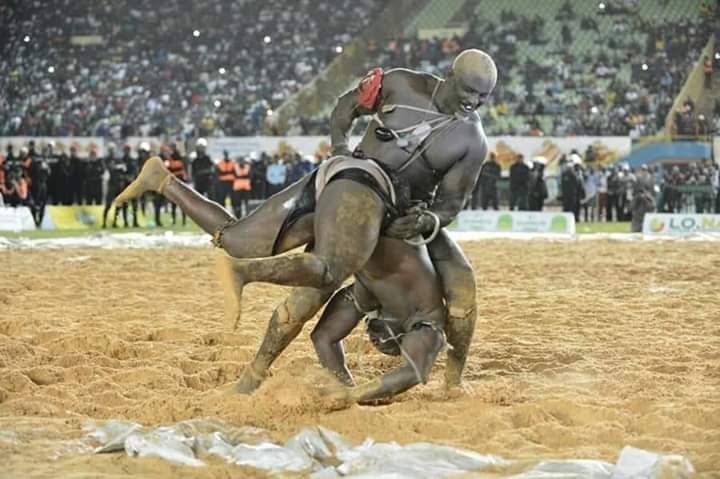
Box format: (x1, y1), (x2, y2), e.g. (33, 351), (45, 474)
(2, 230), (720, 250)
(82, 419), (695, 478)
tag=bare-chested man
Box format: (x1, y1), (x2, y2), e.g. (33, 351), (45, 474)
(310, 235), (445, 402)
(114, 49), (496, 394)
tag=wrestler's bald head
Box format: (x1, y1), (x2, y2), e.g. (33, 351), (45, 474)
(452, 49), (497, 92)
(444, 49), (497, 114)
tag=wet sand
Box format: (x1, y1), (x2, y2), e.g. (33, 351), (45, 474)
(1, 241), (719, 477)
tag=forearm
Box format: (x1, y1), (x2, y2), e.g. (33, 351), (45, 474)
(427, 197), (464, 229)
(350, 366), (421, 403)
(329, 92), (362, 154)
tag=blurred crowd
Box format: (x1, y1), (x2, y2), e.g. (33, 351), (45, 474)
(360, 0), (719, 137)
(291, 0), (718, 137)
(0, 139), (318, 227)
(471, 149), (720, 231)
(0, 0), (381, 138)
(2, 0), (717, 138)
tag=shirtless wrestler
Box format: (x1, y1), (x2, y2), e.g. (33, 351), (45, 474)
(114, 49), (496, 393)
(310, 235), (446, 403)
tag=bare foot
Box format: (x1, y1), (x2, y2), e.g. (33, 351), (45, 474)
(114, 156), (172, 205)
(215, 254), (246, 330)
(234, 366), (265, 395)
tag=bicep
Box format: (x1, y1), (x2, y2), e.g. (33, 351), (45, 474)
(436, 147), (486, 202)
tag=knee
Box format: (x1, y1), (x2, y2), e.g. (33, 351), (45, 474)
(310, 327), (330, 349)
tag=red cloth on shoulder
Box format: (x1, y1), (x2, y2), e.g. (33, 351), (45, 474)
(357, 67), (384, 110)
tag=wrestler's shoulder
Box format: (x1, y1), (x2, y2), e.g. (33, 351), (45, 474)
(456, 116), (488, 157)
(381, 68), (434, 89)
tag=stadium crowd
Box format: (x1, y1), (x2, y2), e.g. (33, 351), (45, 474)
(0, 0), (381, 138)
(363, 0), (719, 137)
(1, 0), (717, 138)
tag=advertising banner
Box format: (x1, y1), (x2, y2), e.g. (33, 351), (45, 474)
(488, 136), (631, 175)
(41, 206), (158, 230)
(643, 213), (720, 236)
(0, 206), (36, 231)
(449, 210), (576, 235)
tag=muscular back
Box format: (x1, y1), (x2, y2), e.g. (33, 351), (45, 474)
(356, 237), (443, 321)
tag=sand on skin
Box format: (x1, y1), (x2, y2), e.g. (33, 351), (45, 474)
(0, 240), (719, 477)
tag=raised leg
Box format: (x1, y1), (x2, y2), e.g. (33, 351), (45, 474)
(427, 229), (477, 388)
(113, 156), (314, 258)
(224, 180), (384, 295)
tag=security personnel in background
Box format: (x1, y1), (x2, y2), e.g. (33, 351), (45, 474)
(85, 147), (105, 205)
(69, 144), (86, 205)
(19, 146), (32, 183)
(29, 143), (52, 226)
(0, 149), (5, 195)
(631, 164), (656, 232)
(233, 156), (252, 218)
(528, 156), (548, 211)
(4, 164), (30, 207)
(561, 154), (581, 221)
(475, 151), (501, 210)
(122, 144), (140, 227)
(214, 150), (237, 209)
(509, 153), (530, 210)
(191, 138), (213, 198)
(166, 143), (188, 226)
(102, 143), (129, 228)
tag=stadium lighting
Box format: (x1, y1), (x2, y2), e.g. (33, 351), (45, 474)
(23, 35), (30, 43)
(193, 30), (200, 38)
(263, 35), (272, 44)
(214, 100), (221, 108)
(47, 66), (55, 73)
(335, 45), (343, 54)
(218, 67), (226, 75)
(641, 63), (648, 71)
(598, 2), (605, 10)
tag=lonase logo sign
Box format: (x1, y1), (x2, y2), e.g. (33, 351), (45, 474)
(650, 218), (666, 232)
(655, 216), (720, 232)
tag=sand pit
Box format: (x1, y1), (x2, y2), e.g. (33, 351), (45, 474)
(1, 240), (719, 477)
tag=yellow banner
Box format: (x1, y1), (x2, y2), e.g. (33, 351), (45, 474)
(44, 205), (152, 229)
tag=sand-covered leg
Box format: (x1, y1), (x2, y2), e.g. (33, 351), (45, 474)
(114, 157), (173, 205)
(235, 286), (334, 394)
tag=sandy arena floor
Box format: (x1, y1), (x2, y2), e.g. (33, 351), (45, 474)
(1, 240), (719, 477)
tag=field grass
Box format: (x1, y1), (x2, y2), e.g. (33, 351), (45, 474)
(1, 221), (631, 239)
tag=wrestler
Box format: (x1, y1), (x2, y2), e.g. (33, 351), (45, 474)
(310, 235), (446, 403)
(114, 49), (496, 392)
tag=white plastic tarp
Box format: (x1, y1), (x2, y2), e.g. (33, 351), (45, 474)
(81, 420), (694, 478)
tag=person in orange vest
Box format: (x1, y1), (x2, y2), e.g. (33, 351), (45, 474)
(4, 164), (30, 207)
(166, 142), (188, 226)
(19, 146), (32, 188)
(233, 156), (252, 218)
(704, 55), (713, 90)
(214, 150), (237, 210)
